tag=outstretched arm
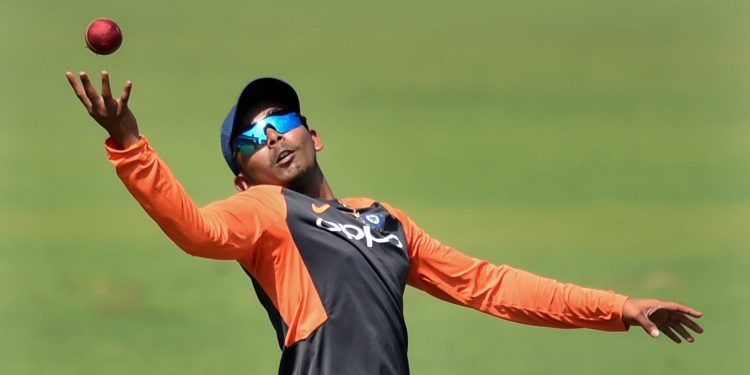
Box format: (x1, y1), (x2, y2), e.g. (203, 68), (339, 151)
(64, 71), (283, 261)
(385, 203), (704, 343)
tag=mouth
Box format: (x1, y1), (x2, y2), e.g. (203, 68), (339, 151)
(276, 149), (295, 165)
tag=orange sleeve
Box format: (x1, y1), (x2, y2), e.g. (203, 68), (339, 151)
(384, 204), (629, 332)
(105, 135), (285, 260)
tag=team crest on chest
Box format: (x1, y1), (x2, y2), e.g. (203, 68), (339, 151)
(363, 213), (385, 230)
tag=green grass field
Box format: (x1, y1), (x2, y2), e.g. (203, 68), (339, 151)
(2, 0), (749, 373)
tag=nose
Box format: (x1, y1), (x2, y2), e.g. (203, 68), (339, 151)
(265, 127), (284, 146)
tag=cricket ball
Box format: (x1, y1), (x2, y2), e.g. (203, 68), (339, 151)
(85, 18), (123, 55)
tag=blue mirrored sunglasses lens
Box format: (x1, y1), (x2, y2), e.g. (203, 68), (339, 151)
(233, 112), (302, 155)
(237, 142), (259, 155)
(253, 112), (302, 134)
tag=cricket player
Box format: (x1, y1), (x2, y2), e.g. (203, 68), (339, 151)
(65, 71), (703, 375)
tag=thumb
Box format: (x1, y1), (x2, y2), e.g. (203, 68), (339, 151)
(634, 313), (660, 338)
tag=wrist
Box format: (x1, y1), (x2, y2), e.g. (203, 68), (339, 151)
(108, 132), (141, 149)
(105, 134), (147, 153)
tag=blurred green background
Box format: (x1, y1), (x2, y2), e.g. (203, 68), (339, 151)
(1, 0), (748, 373)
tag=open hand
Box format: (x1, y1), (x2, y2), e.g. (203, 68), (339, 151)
(622, 298), (703, 343)
(65, 70), (140, 149)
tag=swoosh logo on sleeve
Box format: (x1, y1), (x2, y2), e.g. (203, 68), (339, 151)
(311, 203), (330, 214)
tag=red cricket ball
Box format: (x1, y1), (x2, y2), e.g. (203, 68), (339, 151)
(85, 18), (123, 55)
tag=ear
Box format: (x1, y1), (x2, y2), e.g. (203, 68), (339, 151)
(309, 129), (324, 151)
(234, 174), (251, 192)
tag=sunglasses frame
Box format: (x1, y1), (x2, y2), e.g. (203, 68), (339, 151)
(232, 112), (304, 156)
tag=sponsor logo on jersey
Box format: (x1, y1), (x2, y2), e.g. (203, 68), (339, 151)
(315, 217), (403, 249)
(311, 203), (330, 214)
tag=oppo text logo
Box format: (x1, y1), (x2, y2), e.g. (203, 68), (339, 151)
(315, 218), (403, 249)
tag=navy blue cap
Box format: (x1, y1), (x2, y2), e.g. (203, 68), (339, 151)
(220, 77), (301, 175)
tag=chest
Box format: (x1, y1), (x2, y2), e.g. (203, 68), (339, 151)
(281, 192), (410, 293)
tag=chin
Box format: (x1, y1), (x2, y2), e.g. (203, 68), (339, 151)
(268, 166), (302, 187)
(285, 165), (316, 190)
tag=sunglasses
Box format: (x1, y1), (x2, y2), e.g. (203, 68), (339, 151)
(233, 112), (304, 156)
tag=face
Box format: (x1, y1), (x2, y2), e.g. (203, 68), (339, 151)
(233, 106), (324, 190)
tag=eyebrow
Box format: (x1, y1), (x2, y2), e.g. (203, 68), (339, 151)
(260, 108), (292, 118)
(240, 107), (288, 129)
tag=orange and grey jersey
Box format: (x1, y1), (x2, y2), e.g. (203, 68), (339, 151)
(107, 136), (629, 375)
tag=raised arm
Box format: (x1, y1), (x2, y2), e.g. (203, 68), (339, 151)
(65, 71), (283, 260)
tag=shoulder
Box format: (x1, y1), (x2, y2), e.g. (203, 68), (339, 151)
(245, 184), (284, 196)
(226, 184), (286, 212)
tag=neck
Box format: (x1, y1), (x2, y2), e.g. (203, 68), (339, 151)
(288, 163), (335, 200)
